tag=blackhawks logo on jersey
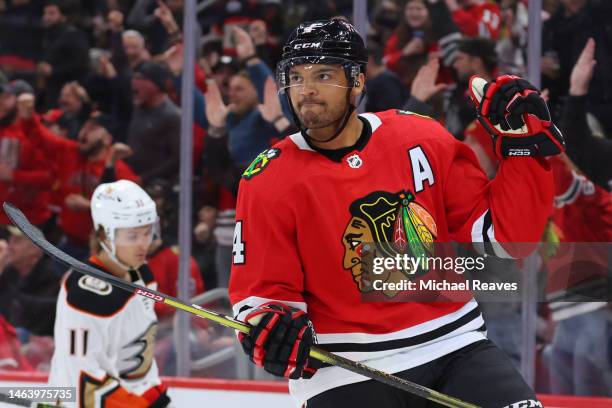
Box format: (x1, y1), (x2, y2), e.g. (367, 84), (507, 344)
(341, 189), (437, 297)
(242, 148), (281, 180)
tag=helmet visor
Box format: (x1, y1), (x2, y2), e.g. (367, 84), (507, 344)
(113, 219), (160, 248)
(276, 56), (360, 94)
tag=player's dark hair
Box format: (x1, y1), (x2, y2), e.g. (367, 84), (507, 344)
(457, 37), (498, 73)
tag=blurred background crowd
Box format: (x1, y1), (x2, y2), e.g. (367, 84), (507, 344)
(0, 0), (610, 398)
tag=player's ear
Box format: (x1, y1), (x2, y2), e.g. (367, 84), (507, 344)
(351, 72), (365, 98)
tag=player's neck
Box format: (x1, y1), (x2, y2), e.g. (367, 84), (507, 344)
(97, 250), (130, 280)
(308, 112), (363, 150)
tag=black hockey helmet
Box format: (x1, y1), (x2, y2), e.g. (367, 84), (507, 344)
(277, 19), (368, 143)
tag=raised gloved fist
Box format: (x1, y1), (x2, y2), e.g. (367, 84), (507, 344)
(238, 302), (319, 379)
(468, 75), (565, 157)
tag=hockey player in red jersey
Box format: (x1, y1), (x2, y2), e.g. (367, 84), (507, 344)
(48, 180), (170, 408)
(229, 19), (564, 407)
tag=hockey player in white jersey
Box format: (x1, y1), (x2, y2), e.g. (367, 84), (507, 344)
(48, 179), (171, 408)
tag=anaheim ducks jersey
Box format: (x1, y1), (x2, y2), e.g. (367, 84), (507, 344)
(48, 256), (162, 407)
(229, 110), (554, 406)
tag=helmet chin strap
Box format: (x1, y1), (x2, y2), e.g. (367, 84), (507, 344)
(100, 240), (136, 272)
(288, 87), (356, 145)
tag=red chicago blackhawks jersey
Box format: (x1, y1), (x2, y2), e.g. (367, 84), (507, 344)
(452, 1), (502, 40)
(229, 110), (554, 405)
(544, 156), (612, 320)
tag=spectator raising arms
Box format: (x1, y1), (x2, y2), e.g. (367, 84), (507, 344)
(0, 80), (53, 228)
(560, 38), (612, 191)
(19, 93), (138, 263)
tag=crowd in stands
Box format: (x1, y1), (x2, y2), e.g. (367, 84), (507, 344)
(0, 0), (610, 396)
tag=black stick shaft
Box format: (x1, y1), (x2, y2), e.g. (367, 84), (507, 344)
(3, 202), (480, 408)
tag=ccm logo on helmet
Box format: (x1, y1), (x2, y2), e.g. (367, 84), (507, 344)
(294, 42), (321, 50)
(136, 289), (163, 302)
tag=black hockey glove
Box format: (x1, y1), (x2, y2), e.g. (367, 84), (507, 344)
(238, 302), (319, 379)
(468, 75), (565, 158)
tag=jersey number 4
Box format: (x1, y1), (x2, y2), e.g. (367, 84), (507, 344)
(233, 221), (245, 264)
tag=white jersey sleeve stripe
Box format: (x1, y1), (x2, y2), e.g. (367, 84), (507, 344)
(232, 295), (308, 322)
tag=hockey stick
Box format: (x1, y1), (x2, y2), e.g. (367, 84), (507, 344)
(0, 392), (60, 407)
(3, 203), (480, 408)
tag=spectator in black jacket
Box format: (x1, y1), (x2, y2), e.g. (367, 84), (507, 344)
(542, 0), (612, 133)
(38, 0), (90, 109)
(365, 42), (408, 113)
(561, 38), (612, 191)
(0, 227), (60, 337)
(126, 61), (181, 185)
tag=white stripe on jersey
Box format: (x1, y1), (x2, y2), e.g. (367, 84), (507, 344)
(234, 297), (487, 407)
(233, 295), (308, 321)
(471, 210), (514, 259)
(289, 113), (383, 153)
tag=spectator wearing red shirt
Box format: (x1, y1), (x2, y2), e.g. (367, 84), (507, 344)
(148, 241), (204, 319)
(384, 0), (437, 87)
(144, 180), (204, 319)
(543, 155), (612, 396)
(0, 315), (33, 371)
(0, 80), (53, 228)
(445, 0), (502, 40)
(20, 101), (139, 263)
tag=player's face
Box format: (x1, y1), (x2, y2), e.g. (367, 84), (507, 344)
(342, 217), (375, 291)
(404, 0), (429, 29)
(114, 224), (155, 268)
(287, 64), (350, 132)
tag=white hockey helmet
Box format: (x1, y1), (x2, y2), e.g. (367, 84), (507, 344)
(91, 179), (158, 261)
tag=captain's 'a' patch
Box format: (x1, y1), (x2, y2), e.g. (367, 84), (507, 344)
(242, 148), (281, 180)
